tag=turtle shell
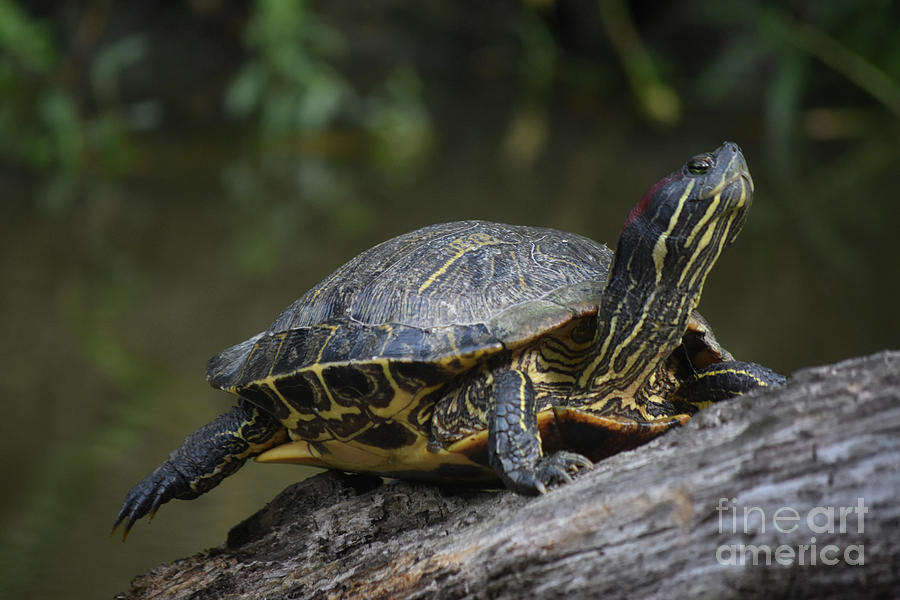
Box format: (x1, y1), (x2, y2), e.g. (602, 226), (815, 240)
(207, 220), (612, 388)
(205, 220), (722, 477)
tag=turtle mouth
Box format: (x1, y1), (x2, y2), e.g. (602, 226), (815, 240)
(705, 146), (753, 200)
(697, 170), (751, 204)
(738, 164), (754, 194)
(715, 149), (754, 204)
(722, 141), (753, 193)
(729, 146), (754, 196)
(730, 170), (753, 200)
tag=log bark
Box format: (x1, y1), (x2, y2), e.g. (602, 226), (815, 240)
(119, 351), (900, 600)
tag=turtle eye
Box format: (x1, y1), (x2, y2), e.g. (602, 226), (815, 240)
(687, 156), (713, 175)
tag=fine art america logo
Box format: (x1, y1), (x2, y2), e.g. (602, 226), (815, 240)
(715, 498), (868, 566)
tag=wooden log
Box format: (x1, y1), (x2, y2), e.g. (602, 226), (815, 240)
(119, 351), (900, 599)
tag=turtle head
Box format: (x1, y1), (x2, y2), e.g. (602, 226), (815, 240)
(579, 143), (756, 394)
(614, 142), (753, 295)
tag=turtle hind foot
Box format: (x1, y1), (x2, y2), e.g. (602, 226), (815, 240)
(112, 460), (194, 540)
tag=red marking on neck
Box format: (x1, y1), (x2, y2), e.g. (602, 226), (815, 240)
(623, 175), (676, 230)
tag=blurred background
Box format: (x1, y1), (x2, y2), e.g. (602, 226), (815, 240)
(1, 1), (898, 597)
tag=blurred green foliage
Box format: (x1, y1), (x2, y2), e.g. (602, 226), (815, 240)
(1, 0), (896, 209)
(600, 0), (681, 125)
(0, 0), (896, 294)
(224, 0), (351, 139)
(224, 0), (431, 176)
(0, 0), (147, 210)
(697, 0), (900, 179)
(219, 0), (433, 272)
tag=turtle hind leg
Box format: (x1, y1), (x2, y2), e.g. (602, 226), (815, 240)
(113, 400), (286, 539)
(488, 370), (592, 495)
(679, 360), (785, 406)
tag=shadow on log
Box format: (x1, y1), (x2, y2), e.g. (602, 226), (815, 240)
(120, 351), (900, 599)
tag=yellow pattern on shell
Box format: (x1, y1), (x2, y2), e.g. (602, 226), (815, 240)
(417, 232), (505, 293)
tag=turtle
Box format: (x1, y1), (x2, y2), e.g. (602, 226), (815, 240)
(115, 141), (783, 536)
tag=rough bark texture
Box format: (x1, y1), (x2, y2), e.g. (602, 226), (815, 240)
(119, 351), (900, 600)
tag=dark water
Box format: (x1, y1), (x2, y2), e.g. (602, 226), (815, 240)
(1, 120), (897, 598)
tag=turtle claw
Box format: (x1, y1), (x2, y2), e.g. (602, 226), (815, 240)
(499, 451), (593, 496)
(532, 451), (593, 492)
(113, 460), (193, 540)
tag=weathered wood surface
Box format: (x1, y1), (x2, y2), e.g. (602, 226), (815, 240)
(120, 351), (900, 599)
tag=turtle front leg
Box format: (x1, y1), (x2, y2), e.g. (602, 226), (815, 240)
(113, 400), (286, 538)
(680, 360), (786, 406)
(488, 370), (592, 495)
